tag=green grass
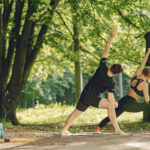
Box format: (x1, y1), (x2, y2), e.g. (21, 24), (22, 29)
(0, 119), (14, 128)
(14, 103), (150, 132)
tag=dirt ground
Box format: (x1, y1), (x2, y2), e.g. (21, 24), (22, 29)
(1, 129), (150, 150)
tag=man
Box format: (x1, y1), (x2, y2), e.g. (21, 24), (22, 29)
(61, 28), (126, 135)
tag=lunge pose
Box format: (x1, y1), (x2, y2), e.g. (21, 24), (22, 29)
(94, 48), (150, 133)
(61, 28), (126, 135)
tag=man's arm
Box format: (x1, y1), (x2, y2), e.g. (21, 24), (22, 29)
(108, 92), (118, 108)
(101, 28), (117, 59)
(134, 48), (150, 76)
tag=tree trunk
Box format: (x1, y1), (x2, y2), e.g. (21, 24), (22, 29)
(75, 60), (83, 104)
(0, 95), (20, 125)
(73, 6), (83, 104)
(0, 0), (60, 125)
(143, 32), (150, 121)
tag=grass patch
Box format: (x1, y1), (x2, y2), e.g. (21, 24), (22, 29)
(14, 103), (150, 132)
(0, 119), (14, 128)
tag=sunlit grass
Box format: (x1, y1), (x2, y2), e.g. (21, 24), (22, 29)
(15, 103), (150, 132)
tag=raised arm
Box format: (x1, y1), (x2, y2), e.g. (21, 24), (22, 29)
(101, 28), (117, 58)
(134, 48), (150, 76)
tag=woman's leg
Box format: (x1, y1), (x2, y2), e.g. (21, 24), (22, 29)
(95, 96), (149, 133)
(98, 105), (124, 129)
(123, 99), (146, 112)
(98, 98), (124, 134)
(95, 96), (128, 132)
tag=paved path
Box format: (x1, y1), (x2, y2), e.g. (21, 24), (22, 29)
(1, 133), (150, 150)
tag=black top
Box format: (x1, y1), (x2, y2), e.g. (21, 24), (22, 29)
(82, 58), (116, 96)
(130, 76), (144, 97)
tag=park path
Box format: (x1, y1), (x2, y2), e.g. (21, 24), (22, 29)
(1, 131), (150, 150)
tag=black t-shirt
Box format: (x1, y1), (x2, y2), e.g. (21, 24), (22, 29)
(83, 58), (115, 96)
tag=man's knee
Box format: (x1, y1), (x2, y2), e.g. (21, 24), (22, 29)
(73, 109), (83, 116)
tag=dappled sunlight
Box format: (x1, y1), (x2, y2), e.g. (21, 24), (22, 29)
(124, 141), (150, 149)
(17, 104), (143, 127)
(118, 112), (143, 123)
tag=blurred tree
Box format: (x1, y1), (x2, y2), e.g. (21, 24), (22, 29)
(71, 0), (83, 104)
(20, 69), (131, 108)
(0, 0), (60, 124)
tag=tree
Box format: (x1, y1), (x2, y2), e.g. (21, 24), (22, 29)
(0, 0), (60, 125)
(143, 32), (150, 121)
(71, 1), (83, 104)
(2, 0), (149, 124)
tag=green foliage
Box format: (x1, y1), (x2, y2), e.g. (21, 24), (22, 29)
(20, 68), (92, 107)
(0, 119), (13, 128)
(20, 68), (132, 107)
(30, 0), (150, 80)
(20, 69), (74, 107)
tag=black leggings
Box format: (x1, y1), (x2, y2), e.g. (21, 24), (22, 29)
(98, 95), (149, 128)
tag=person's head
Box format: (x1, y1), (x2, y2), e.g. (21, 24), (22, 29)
(110, 63), (124, 75)
(142, 67), (150, 81)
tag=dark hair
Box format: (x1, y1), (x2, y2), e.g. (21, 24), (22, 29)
(110, 63), (124, 74)
(142, 67), (150, 78)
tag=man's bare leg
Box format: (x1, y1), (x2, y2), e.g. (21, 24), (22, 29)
(98, 98), (125, 135)
(61, 109), (83, 135)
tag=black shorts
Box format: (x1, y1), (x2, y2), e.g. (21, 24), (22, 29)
(76, 92), (102, 112)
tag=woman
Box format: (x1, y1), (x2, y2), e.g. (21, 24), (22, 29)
(94, 48), (150, 133)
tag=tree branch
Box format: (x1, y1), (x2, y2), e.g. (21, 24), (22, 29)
(23, 0), (60, 84)
(4, 0), (25, 83)
(56, 10), (73, 37)
(0, 0), (3, 73)
(1, 0), (12, 72)
(8, 0), (37, 93)
(6, 0), (14, 25)
(117, 9), (142, 32)
(4, 0), (25, 95)
(26, 22), (36, 57)
(3, 0), (9, 30)
(97, 33), (140, 64)
(80, 46), (99, 60)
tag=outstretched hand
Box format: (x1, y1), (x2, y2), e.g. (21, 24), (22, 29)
(110, 28), (117, 37)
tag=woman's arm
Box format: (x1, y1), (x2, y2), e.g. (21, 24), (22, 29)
(142, 82), (149, 103)
(134, 48), (150, 76)
(101, 28), (117, 58)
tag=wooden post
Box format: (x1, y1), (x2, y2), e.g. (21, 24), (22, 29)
(119, 73), (123, 98)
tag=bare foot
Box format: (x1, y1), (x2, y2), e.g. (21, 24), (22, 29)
(114, 130), (129, 136)
(61, 130), (72, 136)
(94, 127), (101, 134)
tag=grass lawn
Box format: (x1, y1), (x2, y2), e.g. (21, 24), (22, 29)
(12, 103), (150, 133)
